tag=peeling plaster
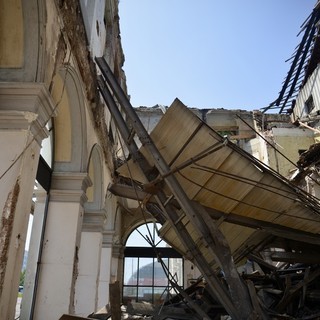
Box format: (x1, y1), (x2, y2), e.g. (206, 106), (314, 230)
(69, 245), (79, 314)
(24, 112), (38, 123)
(0, 178), (20, 298)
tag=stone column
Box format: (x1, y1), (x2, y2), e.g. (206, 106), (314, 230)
(97, 231), (114, 308)
(32, 172), (90, 320)
(0, 83), (54, 320)
(74, 209), (107, 316)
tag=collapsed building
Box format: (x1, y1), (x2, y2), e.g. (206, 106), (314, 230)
(1, 1), (320, 320)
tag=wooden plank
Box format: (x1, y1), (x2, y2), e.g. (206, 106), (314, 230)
(59, 315), (91, 320)
(247, 253), (278, 272)
(109, 281), (121, 320)
(108, 183), (320, 246)
(276, 268), (320, 312)
(247, 280), (269, 320)
(270, 252), (320, 264)
(204, 205), (320, 246)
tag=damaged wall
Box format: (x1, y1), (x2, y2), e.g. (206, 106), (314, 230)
(0, 0), (127, 319)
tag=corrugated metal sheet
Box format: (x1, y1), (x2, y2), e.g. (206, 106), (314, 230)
(118, 99), (320, 266)
(294, 65), (320, 120)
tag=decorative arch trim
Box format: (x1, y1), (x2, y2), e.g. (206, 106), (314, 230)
(85, 144), (104, 211)
(53, 66), (88, 173)
(0, 0), (46, 82)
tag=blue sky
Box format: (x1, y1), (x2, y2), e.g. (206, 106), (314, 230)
(119, 1), (316, 110)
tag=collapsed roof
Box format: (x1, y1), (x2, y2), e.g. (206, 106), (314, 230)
(96, 57), (320, 319)
(265, 2), (320, 114)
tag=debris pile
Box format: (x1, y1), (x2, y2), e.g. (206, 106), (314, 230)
(122, 263), (320, 320)
(60, 263), (320, 320)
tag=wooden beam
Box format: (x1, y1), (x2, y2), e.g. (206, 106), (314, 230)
(108, 183), (320, 246)
(109, 281), (121, 320)
(108, 182), (150, 201)
(204, 206), (320, 246)
(247, 280), (269, 320)
(270, 252), (320, 264)
(247, 253), (278, 272)
(276, 268), (320, 313)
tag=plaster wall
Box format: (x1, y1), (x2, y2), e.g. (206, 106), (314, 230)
(80, 0), (106, 59)
(184, 260), (202, 288)
(243, 136), (269, 164)
(292, 65), (320, 121)
(0, 0), (124, 318)
(268, 127), (314, 177)
(0, 0), (23, 68)
(0, 0), (44, 82)
(0, 130), (39, 319)
(75, 231), (103, 316)
(98, 247), (113, 308)
(136, 107), (166, 133)
(0, 82), (54, 319)
(33, 201), (83, 320)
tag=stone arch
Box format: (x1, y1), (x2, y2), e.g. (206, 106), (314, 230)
(52, 66), (88, 173)
(85, 144), (104, 211)
(0, 0), (46, 82)
(122, 218), (157, 246)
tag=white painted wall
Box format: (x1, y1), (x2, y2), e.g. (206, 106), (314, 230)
(0, 130), (38, 320)
(97, 247), (113, 308)
(32, 201), (83, 320)
(75, 231), (102, 316)
(0, 83), (54, 320)
(80, 0), (106, 58)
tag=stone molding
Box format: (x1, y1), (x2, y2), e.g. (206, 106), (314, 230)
(112, 244), (123, 258)
(0, 82), (56, 143)
(82, 209), (107, 232)
(50, 172), (91, 204)
(102, 230), (115, 248)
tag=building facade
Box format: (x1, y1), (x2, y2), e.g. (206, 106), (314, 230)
(0, 1), (127, 318)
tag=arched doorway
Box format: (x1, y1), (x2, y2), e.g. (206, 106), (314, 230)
(123, 223), (183, 306)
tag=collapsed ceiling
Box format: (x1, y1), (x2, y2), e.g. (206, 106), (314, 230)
(96, 57), (320, 320)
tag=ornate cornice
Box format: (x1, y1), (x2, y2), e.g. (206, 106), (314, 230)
(82, 209), (107, 232)
(102, 230), (115, 248)
(0, 82), (56, 143)
(50, 172), (91, 204)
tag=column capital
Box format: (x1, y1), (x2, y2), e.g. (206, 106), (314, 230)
(0, 82), (56, 143)
(50, 172), (91, 204)
(112, 244), (124, 258)
(102, 230), (115, 248)
(82, 209), (107, 232)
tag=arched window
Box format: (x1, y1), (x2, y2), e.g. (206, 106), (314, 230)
(123, 223), (183, 305)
